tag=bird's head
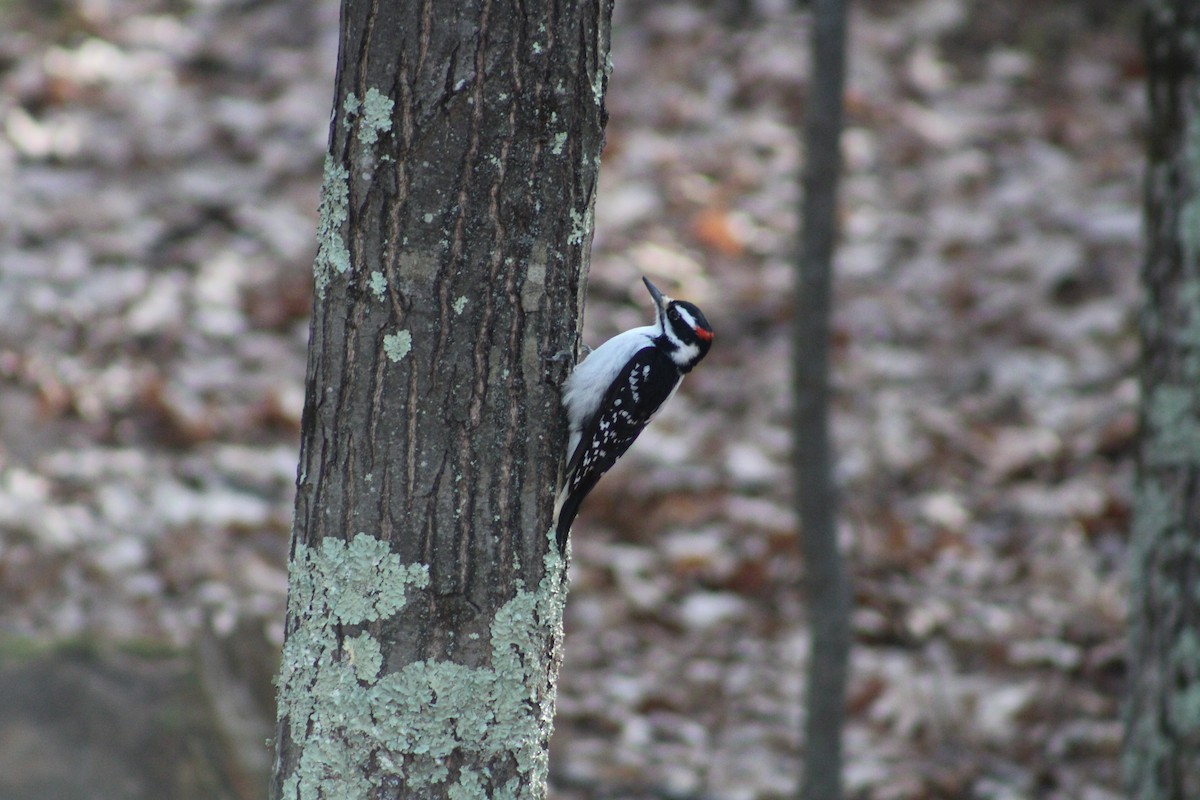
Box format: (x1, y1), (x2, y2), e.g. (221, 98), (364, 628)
(643, 276), (714, 371)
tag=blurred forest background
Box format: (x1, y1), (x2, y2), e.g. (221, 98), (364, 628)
(0, 0), (1140, 798)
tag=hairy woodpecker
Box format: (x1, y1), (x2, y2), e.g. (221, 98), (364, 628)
(554, 277), (714, 552)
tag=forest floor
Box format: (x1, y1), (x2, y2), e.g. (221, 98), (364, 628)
(0, 0), (1141, 798)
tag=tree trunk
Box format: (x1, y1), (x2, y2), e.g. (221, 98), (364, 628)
(794, 1), (851, 799)
(1125, 3), (1200, 798)
(270, 0), (612, 797)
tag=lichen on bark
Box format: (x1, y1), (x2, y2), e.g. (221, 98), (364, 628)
(277, 533), (568, 799)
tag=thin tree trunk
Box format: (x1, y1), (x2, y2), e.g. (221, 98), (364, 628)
(1125, 3), (1200, 798)
(794, 1), (851, 799)
(270, 0), (612, 797)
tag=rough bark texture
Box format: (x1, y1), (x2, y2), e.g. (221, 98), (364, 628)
(1125, 3), (1200, 798)
(794, 1), (851, 800)
(270, 0), (613, 797)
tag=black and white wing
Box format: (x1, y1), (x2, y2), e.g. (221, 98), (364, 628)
(554, 346), (682, 551)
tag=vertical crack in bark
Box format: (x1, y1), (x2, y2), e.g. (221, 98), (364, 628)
(378, 438), (394, 543)
(368, 326), (390, 476)
(335, 294), (368, 539)
(404, 361), (420, 518)
(416, 0), (433, 75)
(525, 6), (560, 457)
(356, 0), (382, 95)
(385, 54), (414, 321)
(493, 7), (534, 576)
(428, 36), (464, 379)
(473, 40), (518, 592)
(446, 0), (494, 594)
(422, 450), (449, 596)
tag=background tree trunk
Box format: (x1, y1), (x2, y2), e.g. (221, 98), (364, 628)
(270, 0), (612, 797)
(1125, 4), (1200, 798)
(794, 1), (851, 799)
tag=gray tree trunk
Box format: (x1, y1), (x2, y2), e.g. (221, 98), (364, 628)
(270, 0), (612, 797)
(1125, 4), (1200, 798)
(794, 1), (851, 799)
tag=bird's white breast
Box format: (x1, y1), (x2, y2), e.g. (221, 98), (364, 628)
(562, 325), (657, 459)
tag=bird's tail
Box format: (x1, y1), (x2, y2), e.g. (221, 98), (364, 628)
(553, 433), (583, 554)
(552, 461), (604, 555)
(552, 481), (575, 554)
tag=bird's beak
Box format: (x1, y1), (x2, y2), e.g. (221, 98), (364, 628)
(642, 276), (668, 312)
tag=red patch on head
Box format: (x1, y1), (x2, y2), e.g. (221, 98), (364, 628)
(694, 327), (714, 342)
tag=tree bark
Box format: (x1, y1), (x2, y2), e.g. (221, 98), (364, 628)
(270, 1), (612, 797)
(1125, 4), (1200, 798)
(794, 1), (851, 799)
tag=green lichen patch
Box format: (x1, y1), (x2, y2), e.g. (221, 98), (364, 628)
(591, 55), (608, 107)
(346, 631), (384, 681)
(275, 532), (568, 799)
(314, 154), (351, 298)
(358, 87), (394, 146)
(276, 533), (431, 799)
(567, 207), (587, 245)
(1146, 384), (1200, 465)
(384, 330), (413, 363)
(370, 270), (388, 301)
(321, 534), (428, 623)
(363, 540), (566, 794)
(341, 88), (394, 147)
(448, 770), (486, 800)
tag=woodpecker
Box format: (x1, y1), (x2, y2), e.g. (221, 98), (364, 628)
(554, 277), (714, 552)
